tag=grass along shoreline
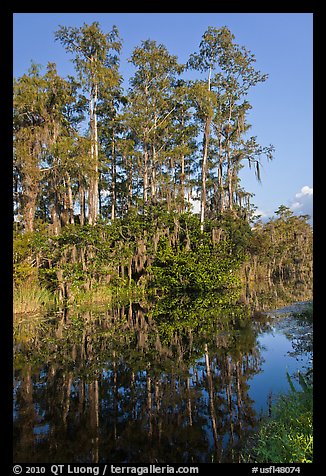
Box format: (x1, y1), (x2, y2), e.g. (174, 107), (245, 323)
(13, 281), (146, 315)
(242, 304), (313, 463)
(242, 373), (313, 463)
(14, 284), (55, 314)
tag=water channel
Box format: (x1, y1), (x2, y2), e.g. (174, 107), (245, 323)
(13, 278), (313, 463)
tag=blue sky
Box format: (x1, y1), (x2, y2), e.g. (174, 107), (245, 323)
(13, 12), (313, 222)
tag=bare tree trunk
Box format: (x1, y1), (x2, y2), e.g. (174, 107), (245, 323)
(216, 114), (225, 214)
(217, 156), (225, 213)
(200, 65), (212, 232)
(79, 181), (86, 226)
(200, 116), (211, 232)
(50, 203), (61, 236)
(88, 85), (99, 225)
(226, 104), (234, 210)
(151, 144), (157, 200)
(143, 146), (149, 205)
(111, 128), (116, 221)
(23, 182), (38, 232)
(66, 172), (74, 224)
(179, 153), (185, 212)
(60, 175), (69, 227)
(128, 157), (133, 211)
(227, 160), (233, 210)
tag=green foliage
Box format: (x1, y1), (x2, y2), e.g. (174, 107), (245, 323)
(149, 212), (246, 294)
(210, 210), (253, 257)
(244, 372), (313, 463)
(13, 204), (312, 313)
(14, 284), (54, 314)
(150, 238), (241, 293)
(246, 207), (313, 280)
(13, 231), (35, 285)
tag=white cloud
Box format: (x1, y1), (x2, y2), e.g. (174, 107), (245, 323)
(252, 185), (313, 225)
(290, 185), (313, 222)
(295, 185), (313, 199)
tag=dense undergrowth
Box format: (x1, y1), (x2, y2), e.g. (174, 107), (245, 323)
(14, 207), (312, 313)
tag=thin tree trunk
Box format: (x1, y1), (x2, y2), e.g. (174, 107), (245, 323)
(111, 128), (116, 221)
(227, 159), (233, 210)
(79, 181), (86, 226)
(61, 175), (69, 227)
(128, 167), (133, 210)
(216, 109), (225, 214)
(180, 153), (185, 212)
(66, 172), (74, 224)
(24, 184), (38, 232)
(200, 65), (212, 232)
(126, 154), (133, 211)
(143, 145), (149, 205)
(226, 104), (234, 210)
(200, 116), (211, 232)
(88, 85), (99, 225)
(218, 154), (225, 213)
(151, 144), (157, 200)
(51, 204), (61, 236)
(98, 179), (102, 217)
(179, 114), (186, 212)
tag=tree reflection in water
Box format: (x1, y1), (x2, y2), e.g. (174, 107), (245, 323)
(13, 280), (311, 464)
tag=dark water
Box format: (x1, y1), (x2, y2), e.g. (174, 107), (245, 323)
(13, 279), (312, 464)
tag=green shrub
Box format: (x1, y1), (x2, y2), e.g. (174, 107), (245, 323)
(244, 373), (313, 463)
(149, 237), (242, 293)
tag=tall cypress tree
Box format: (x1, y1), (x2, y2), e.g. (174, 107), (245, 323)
(55, 22), (122, 225)
(125, 39), (183, 211)
(188, 26), (274, 225)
